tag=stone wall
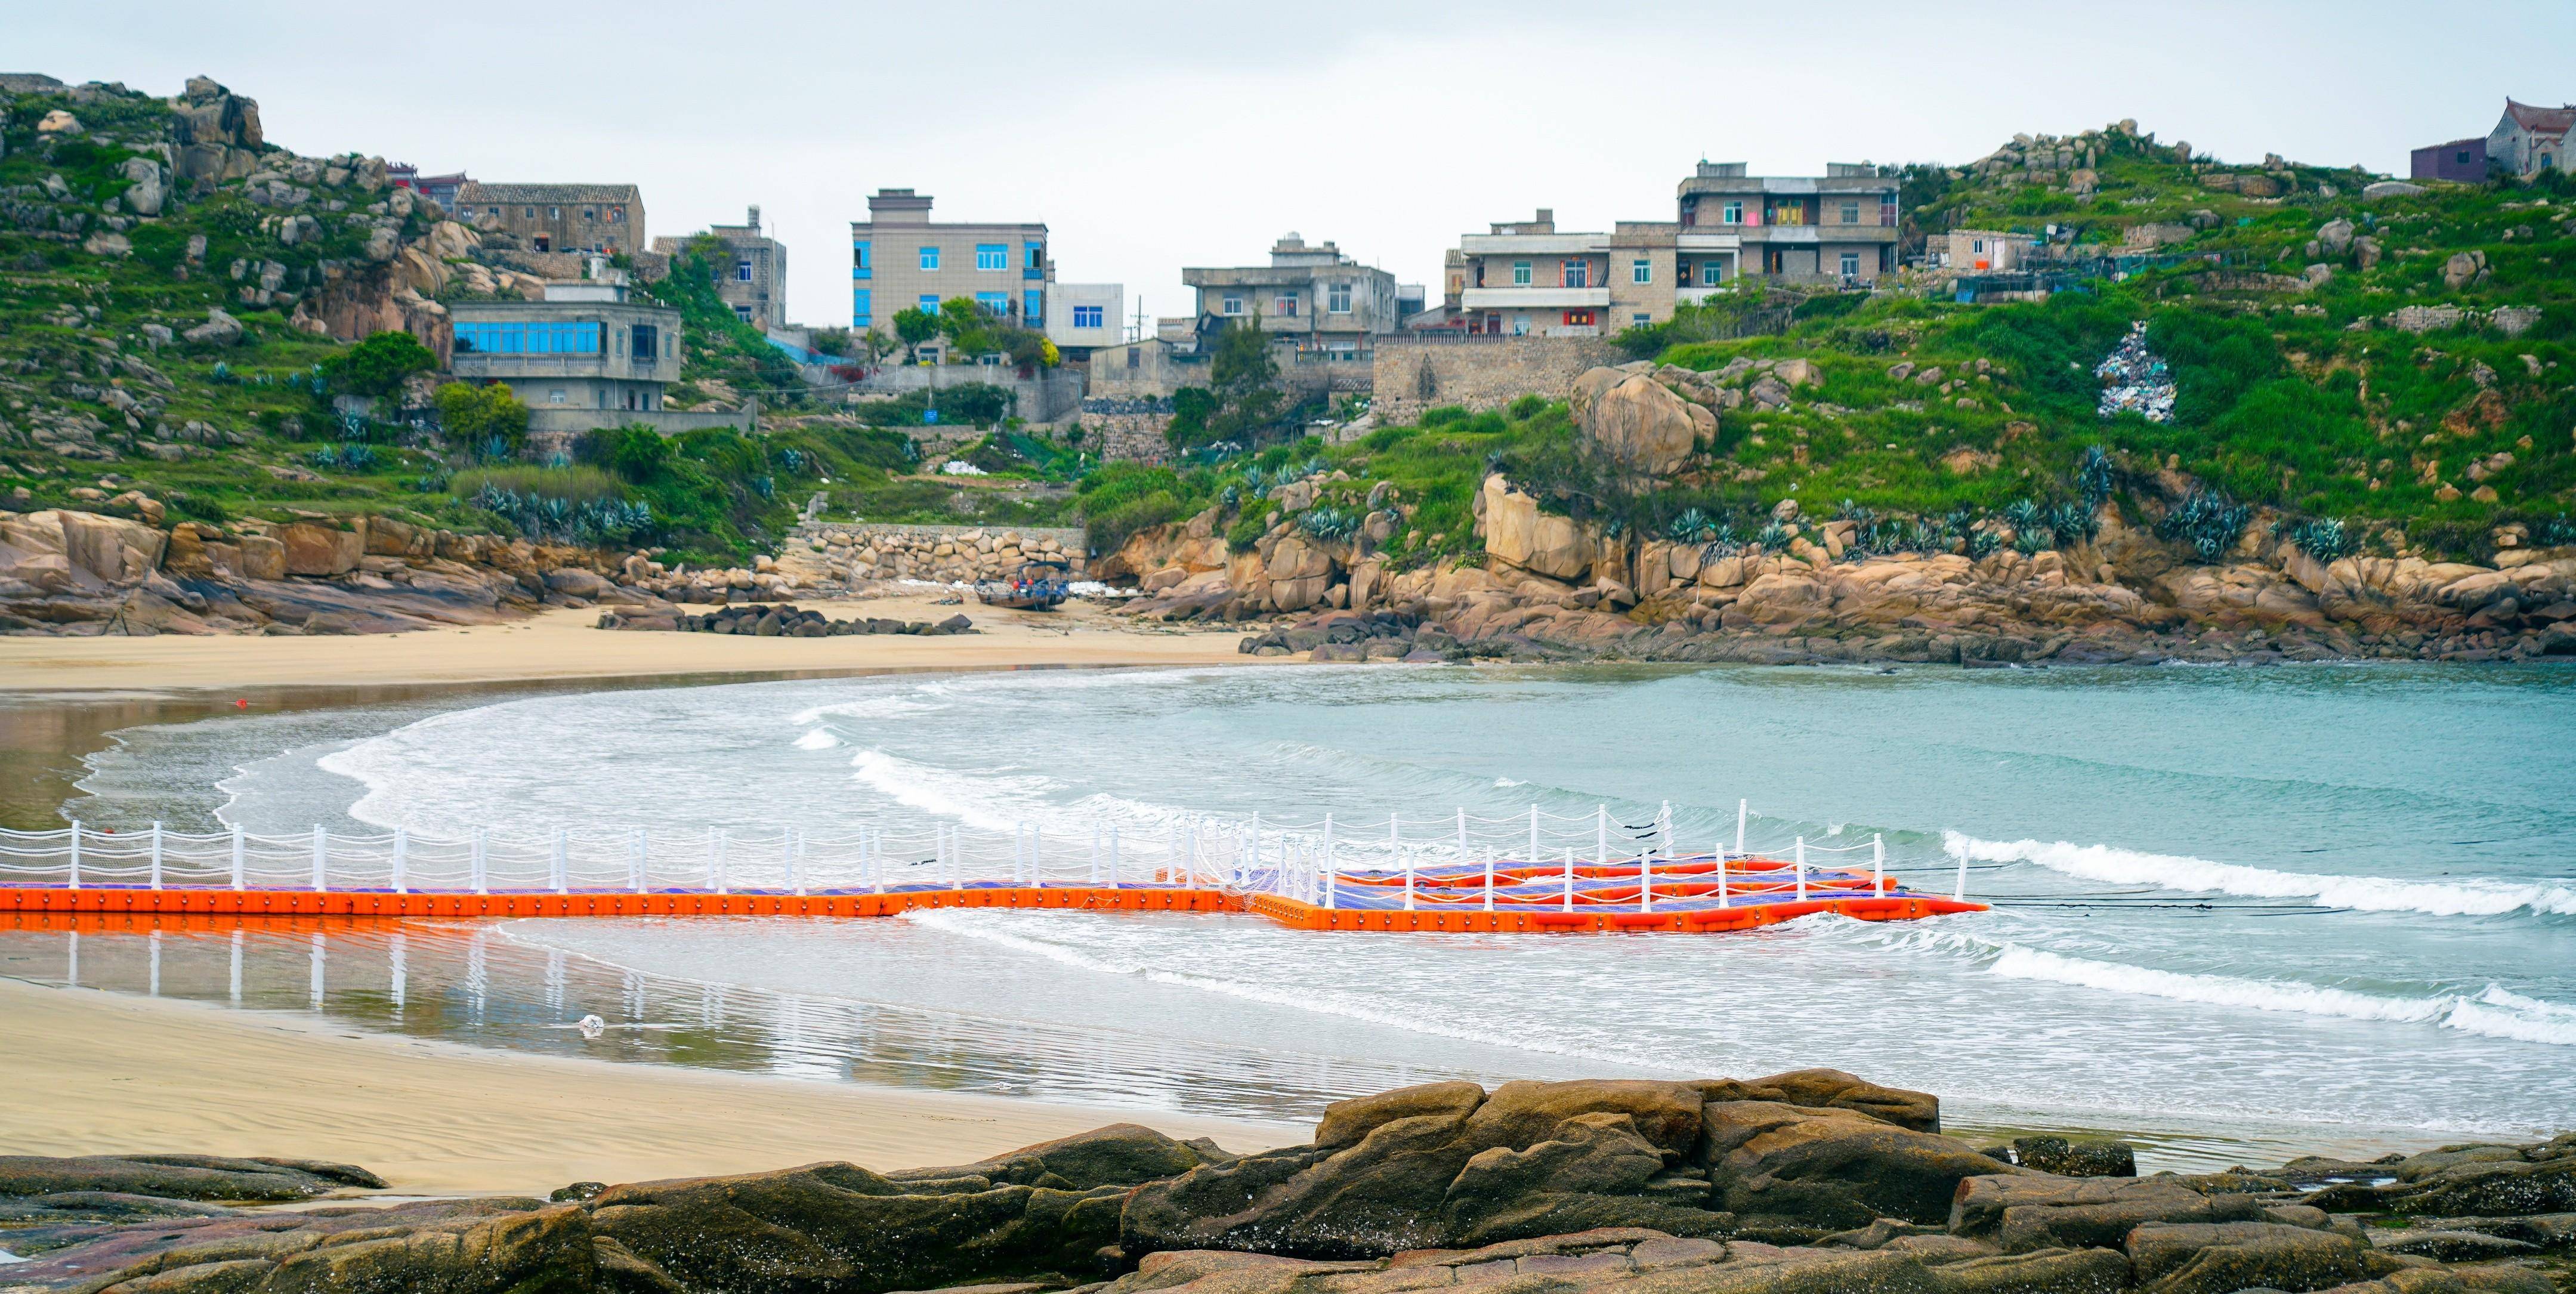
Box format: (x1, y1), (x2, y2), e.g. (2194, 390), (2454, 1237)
(1369, 335), (1621, 423)
(789, 521), (1088, 582)
(1077, 400), (1174, 464)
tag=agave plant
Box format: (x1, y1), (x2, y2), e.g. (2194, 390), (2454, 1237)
(2538, 515), (2576, 548)
(2050, 501), (2099, 545)
(1906, 518), (1948, 552)
(307, 446), (342, 469)
(1834, 498), (1876, 526)
(2002, 498), (2046, 536)
(1298, 507), (1359, 542)
(2155, 489), (2253, 562)
(2077, 445), (2117, 508)
(1966, 529), (2003, 560)
(1666, 507), (1713, 542)
(1755, 520), (1790, 550)
(2013, 527), (2053, 555)
(1241, 466), (1269, 495)
(2274, 515), (2353, 563)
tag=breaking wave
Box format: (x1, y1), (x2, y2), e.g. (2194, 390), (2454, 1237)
(1944, 833), (2576, 919)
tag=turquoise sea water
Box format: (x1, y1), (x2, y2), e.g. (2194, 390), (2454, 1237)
(42, 662), (2576, 1159)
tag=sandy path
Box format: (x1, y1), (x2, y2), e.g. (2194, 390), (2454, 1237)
(0, 976), (1301, 1197)
(0, 596), (1270, 692)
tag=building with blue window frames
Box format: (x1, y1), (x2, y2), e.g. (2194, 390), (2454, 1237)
(447, 282), (733, 431)
(846, 187), (1119, 357)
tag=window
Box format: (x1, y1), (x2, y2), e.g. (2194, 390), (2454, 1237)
(1563, 309), (1595, 327)
(919, 246), (941, 271)
(919, 294), (940, 316)
(734, 305), (752, 322)
(631, 324), (657, 360)
(1972, 239), (1986, 253)
(1840, 200), (1862, 224)
(1073, 305), (1105, 328)
(523, 206), (535, 218)
(2457, 149), (2473, 164)
(1700, 260), (1724, 286)
(736, 259), (753, 282)
(610, 206), (624, 223)
(1630, 258), (1651, 284)
(975, 291), (1008, 315)
(1771, 200), (1807, 226)
(1024, 241), (1045, 272)
(1277, 292), (1299, 317)
(1839, 252), (1861, 277)
(1025, 289), (1043, 322)
(1722, 200), (1743, 224)
(1632, 313), (1651, 327)
(1327, 282), (1352, 313)
(549, 206), (560, 220)
(1561, 260), (1588, 288)
(975, 243), (1008, 271)
(1512, 260), (1533, 286)
(1126, 347), (1141, 369)
(548, 388), (566, 404)
(450, 321), (604, 354)
(1222, 294), (1244, 316)
(487, 206), (500, 217)
(853, 289), (872, 326)
(582, 208), (595, 221)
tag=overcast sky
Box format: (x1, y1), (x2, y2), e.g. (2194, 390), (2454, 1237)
(15, 0), (2571, 335)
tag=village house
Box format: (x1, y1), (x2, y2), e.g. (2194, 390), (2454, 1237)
(848, 188), (1046, 357)
(386, 163), (468, 209)
(447, 280), (753, 438)
(653, 205), (789, 328)
(1674, 162), (1899, 283)
(2488, 98), (2572, 178)
(1929, 228), (2038, 271)
(1182, 233), (1402, 357)
(453, 181), (644, 255)
(2410, 137), (2490, 183)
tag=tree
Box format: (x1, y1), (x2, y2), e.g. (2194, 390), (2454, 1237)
(587, 424), (672, 483)
(1210, 321), (1277, 402)
(329, 331), (437, 400)
(891, 308), (939, 362)
(433, 382), (529, 453)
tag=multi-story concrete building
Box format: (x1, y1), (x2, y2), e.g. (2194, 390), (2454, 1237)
(1181, 234), (1401, 355)
(1451, 209), (1619, 337)
(1929, 228), (2037, 271)
(449, 282), (680, 416)
(1045, 282), (1125, 358)
(849, 189), (1051, 359)
(1673, 162), (1899, 283)
(652, 205), (787, 328)
(453, 182), (644, 255)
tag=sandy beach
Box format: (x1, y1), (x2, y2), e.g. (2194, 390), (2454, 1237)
(0, 595), (1265, 692)
(0, 974), (1299, 1197)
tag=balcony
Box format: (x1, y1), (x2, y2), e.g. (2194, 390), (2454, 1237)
(1460, 286), (1610, 310)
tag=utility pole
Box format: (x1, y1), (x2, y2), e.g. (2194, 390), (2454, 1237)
(1128, 298), (1148, 344)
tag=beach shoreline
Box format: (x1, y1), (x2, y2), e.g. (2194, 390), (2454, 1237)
(0, 595), (1267, 693)
(0, 974), (1301, 1198)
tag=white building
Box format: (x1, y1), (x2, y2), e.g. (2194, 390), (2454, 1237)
(1045, 282), (1124, 358)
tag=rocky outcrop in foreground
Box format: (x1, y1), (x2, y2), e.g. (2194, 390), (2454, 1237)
(3, 1072), (2569, 1294)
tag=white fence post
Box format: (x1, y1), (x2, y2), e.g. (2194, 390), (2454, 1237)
(788, 829), (804, 896)
(1795, 836), (1808, 901)
(67, 822), (81, 890)
(149, 821), (164, 890)
(230, 823), (245, 890)
(1107, 825), (1120, 888)
(1321, 814), (1337, 909)
(1247, 813), (1261, 890)
(950, 826), (963, 891)
(713, 828), (728, 894)
(393, 827), (408, 894)
(1562, 847), (1575, 911)
(1953, 851), (1969, 903)
(1023, 826), (1036, 890)
(632, 827), (647, 893)
(552, 829), (569, 894)
(1872, 834), (1885, 897)
(1736, 799), (1747, 856)
(312, 826), (328, 892)
(472, 827), (488, 894)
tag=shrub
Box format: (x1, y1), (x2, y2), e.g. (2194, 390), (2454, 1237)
(328, 331), (437, 400)
(582, 425), (674, 483)
(434, 382), (529, 452)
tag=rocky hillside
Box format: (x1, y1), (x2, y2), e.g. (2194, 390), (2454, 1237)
(1, 1071), (2568, 1294)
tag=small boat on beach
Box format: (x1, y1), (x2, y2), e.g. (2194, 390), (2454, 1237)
(974, 559), (1071, 611)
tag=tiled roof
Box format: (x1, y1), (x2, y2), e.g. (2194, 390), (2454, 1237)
(455, 182), (642, 205)
(2504, 100), (2575, 134)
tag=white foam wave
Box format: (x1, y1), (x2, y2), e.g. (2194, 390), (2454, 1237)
(793, 729), (842, 751)
(1867, 924), (2576, 1047)
(1945, 832), (2576, 918)
(787, 696), (941, 724)
(847, 750), (1052, 832)
(898, 907), (1683, 1068)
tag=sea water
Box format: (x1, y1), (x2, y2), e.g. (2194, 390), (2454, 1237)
(40, 662), (2576, 1162)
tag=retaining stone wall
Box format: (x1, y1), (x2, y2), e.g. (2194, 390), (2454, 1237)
(1369, 335), (1621, 424)
(792, 521), (1088, 582)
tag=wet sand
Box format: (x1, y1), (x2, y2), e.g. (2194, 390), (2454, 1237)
(0, 975), (1298, 1197)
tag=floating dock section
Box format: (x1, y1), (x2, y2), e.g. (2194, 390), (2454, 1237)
(0, 809), (1982, 934)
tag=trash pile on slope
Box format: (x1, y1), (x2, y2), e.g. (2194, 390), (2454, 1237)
(2095, 320), (2176, 423)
